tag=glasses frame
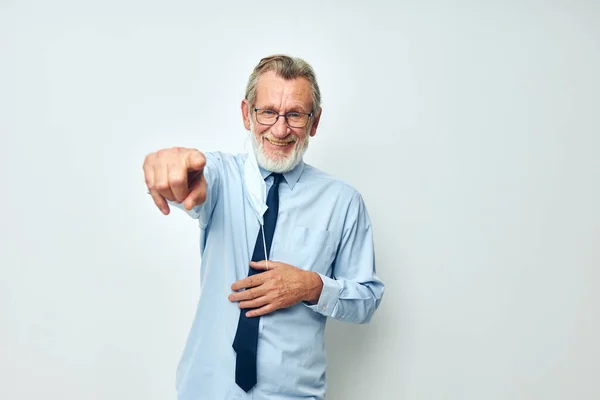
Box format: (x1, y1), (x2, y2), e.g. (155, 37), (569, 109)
(253, 107), (313, 128)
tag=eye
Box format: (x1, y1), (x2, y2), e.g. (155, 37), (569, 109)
(261, 110), (277, 116)
(287, 112), (301, 118)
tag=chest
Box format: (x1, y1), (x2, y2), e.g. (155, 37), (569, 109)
(234, 180), (344, 277)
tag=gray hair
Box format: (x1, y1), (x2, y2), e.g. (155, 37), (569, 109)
(245, 54), (322, 115)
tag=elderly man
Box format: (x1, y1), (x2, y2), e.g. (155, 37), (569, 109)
(143, 55), (384, 400)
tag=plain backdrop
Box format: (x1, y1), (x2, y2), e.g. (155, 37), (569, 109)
(1, 1), (599, 399)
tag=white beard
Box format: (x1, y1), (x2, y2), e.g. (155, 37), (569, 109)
(249, 120), (309, 173)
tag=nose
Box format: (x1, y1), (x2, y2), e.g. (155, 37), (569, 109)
(270, 115), (291, 138)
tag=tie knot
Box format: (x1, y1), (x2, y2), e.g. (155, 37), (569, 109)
(270, 173), (283, 186)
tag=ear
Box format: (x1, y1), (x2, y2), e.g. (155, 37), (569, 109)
(241, 99), (251, 130)
(309, 107), (322, 137)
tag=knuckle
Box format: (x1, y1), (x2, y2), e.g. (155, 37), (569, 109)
(169, 174), (186, 186)
(157, 147), (181, 161)
(143, 152), (156, 166)
(155, 181), (170, 191)
(156, 148), (172, 157)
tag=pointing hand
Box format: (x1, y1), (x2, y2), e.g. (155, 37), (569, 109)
(143, 147), (207, 215)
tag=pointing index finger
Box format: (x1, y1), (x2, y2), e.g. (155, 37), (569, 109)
(185, 150), (206, 173)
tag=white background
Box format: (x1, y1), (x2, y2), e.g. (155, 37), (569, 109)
(1, 1), (599, 399)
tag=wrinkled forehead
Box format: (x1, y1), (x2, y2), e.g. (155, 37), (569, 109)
(255, 71), (313, 111)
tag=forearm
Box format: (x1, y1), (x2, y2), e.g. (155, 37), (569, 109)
(304, 273), (384, 324)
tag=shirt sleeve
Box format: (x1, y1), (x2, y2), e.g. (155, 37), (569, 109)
(161, 152), (221, 229)
(304, 192), (385, 324)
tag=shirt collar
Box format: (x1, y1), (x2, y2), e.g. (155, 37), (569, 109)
(258, 160), (304, 190)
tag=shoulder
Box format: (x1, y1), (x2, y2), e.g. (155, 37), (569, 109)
(203, 151), (248, 166)
(301, 163), (363, 202)
(203, 151), (248, 173)
(300, 163), (371, 228)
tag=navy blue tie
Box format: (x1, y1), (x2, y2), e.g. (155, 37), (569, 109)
(232, 173), (283, 392)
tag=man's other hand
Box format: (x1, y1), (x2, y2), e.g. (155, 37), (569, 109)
(143, 147), (207, 215)
(229, 261), (324, 317)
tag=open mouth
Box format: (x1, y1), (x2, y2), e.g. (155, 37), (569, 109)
(264, 137), (296, 147)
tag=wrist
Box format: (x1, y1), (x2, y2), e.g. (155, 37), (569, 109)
(304, 271), (323, 305)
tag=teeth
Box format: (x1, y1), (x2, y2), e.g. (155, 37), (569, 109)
(266, 137), (293, 146)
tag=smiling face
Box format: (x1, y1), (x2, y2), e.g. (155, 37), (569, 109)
(242, 70), (321, 173)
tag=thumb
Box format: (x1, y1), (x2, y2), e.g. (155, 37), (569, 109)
(185, 150), (206, 172)
(183, 174), (207, 210)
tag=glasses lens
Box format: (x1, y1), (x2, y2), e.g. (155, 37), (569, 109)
(256, 109), (278, 125)
(286, 113), (309, 128)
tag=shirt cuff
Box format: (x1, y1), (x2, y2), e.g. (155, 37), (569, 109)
(166, 199), (202, 219)
(146, 191), (203, 220)
(303, 273), (342, 317)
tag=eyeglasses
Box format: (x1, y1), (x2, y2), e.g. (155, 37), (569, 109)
(253, 107), (313, 128)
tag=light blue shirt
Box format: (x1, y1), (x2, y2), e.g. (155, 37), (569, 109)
(171, 152), (384, 400)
